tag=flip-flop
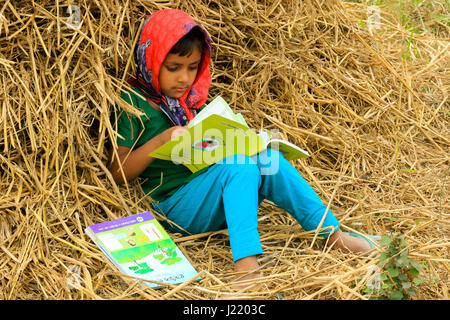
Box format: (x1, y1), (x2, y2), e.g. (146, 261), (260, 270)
(343, 231), (381, 252)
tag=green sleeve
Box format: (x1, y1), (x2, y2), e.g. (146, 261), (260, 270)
(114, 91), (141, 148)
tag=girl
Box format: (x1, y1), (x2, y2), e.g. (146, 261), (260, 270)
(108, 9), (379, 285)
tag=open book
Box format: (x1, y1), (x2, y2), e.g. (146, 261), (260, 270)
(186, 96), (249, 129)
(150, 96), (310, 173)
(85, 211), (200, 288)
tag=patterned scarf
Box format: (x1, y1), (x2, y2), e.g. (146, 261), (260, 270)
(128, 9), (212, 126)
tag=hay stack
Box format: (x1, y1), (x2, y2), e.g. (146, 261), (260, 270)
(0, 0), (448, 299)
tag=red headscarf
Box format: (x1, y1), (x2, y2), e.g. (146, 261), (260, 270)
(130, 9), (212, 125)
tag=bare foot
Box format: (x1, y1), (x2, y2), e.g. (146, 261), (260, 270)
(232, 256), (262, 290)
(327, 229), (379, 254)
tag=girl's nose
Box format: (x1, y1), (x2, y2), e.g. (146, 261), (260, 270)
(178, 69), (189, 83)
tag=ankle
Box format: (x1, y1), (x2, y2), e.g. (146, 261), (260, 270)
(328, 229), (344, 247)
(234, 256), (260, 273)
(327, 229), (373, 253)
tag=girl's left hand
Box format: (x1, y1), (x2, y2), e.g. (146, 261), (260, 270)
(168, 125), (188, 140)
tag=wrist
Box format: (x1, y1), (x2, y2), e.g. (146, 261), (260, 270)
(161, 127), (175, 144)
(162, 126), (186, 144)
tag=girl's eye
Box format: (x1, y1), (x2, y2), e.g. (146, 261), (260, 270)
(165, 65), (198, 72)
(166, 66), (178, 72)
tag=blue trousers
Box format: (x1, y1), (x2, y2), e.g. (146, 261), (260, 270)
(152, 149), (340, 262)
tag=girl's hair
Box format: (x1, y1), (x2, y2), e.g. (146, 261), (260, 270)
(169, 26), (205, 56)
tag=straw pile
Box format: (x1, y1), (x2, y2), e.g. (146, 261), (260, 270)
(0, 0), (448, 300)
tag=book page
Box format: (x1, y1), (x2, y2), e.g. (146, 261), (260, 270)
(267, 138), (310, 160)
(234, 113), (249, 127)
(187, 96), (235, 128)
(257, 131), (272, 145)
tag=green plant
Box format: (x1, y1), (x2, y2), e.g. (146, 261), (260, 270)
(362, 232), (426, 299)
(402, 28), (415, 61)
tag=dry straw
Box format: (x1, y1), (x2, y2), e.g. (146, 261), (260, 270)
(0, 0), (448, 300)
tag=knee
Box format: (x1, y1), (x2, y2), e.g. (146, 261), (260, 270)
(257, 148), (287, 175)
(263, 148), (283, 158)
(263, 148), (289, 164)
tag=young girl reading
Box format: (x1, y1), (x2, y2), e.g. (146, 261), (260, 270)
(108, 9), (379, 284)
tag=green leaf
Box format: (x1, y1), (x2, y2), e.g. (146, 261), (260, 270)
(400, 248), (409, 257)
(388, 267), (399, 278)
(402, 281), (412, 289)
(398, 273), (408, 281)
(413, 277), (423, 285)
(410, 261), (422, 272)
(409, 267), (420, 277)
(400, 238), (406, 247)
(380, 235), (392, 246)
(396, 256), (409, 267)
(359, 19), (365, 28)
(389, 290), (404, 300)
(407, 288), (417, 297)
(382, 283), (390, 289)
(379, 274), (388, 281)
(378, 252), (388, 265)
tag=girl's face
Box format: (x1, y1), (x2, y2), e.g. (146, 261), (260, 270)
(158, 47), (202, 98)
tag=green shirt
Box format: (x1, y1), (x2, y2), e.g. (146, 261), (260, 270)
(113, 87), (206, 202)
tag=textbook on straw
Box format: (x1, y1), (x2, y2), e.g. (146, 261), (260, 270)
(150, 96), (310, 173)
(85, 211), (200, 288)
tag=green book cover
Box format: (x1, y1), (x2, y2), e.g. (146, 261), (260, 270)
(150, 96), (310, 173)
(85, 211), (200, 288)
(151, 113), (265, 173)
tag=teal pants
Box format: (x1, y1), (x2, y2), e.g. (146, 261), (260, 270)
(153, 149), (340, 262)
